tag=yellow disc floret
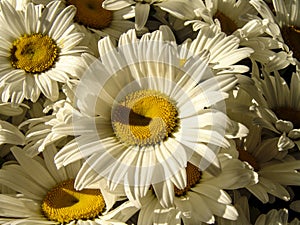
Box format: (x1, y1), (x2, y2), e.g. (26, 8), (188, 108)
(174, 162), (202, 196)
(67, 0), (113, 29)
(10, 33), (58, 73)
(41, 179), (105, 223)
(112, 90), (178, 147)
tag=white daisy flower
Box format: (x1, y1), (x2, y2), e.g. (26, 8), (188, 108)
(0, 1), (90, 104)
(30, 0), (136, 48)
(250, 0), (300, 64)
(232, 127), (300, 204)
(185, 0), (293, 72)
(102, 0), (198, 30)
(130, 152), (256, 224)
(250, 70), (300, 151)
(0, 145), (128, 225)
(179, 25), (254, 75)
(53, 27), (247, 207)
(186, 0), (256, 34)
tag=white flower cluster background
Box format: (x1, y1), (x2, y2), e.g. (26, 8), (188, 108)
(0, 0), (300, 224)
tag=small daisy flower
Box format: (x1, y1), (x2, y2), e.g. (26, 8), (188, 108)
(53, 27), (247, 207)
(31, 0), (136, 47)
(186, 0), (256, 34)
(132, 152), (256, 224)
(0, 1), (90, 104)
(250, 70), (300, 151)
(185, 0), (293, 71)
(232, 128), (300, 204)
(179, 25), (254, 75)
(0, 146), (127, 225)
(102, 0), (198, 30)
(250, 0), (300, 64)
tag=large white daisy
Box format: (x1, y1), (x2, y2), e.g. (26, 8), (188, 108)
(0, 145), (129, 225)
(250, 0), (300, 64)
(0, 1), (90, 104)
(53, 27), (247, 207)
(102, 0), (198, 30)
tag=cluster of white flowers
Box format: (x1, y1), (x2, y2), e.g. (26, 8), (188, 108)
(0, 0), (300, 224)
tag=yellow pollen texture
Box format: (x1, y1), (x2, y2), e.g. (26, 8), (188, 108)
(282, 26), (300, 61)
(214, 10), (238, 35)
(174, 162), (202, 196)
(10, 33), (58, 73)
(67, 0), (113, 29)
(112, 90), (178, 147)
(41, 179), (105, 223)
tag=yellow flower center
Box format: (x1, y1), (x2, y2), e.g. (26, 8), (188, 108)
(41, 179), (105, 223)
(112, 90), (178, 147)
(275, 107), (300, 128)
(10, 33), (58, 73)
(282, 26), (300, 61)
(67, 0), (113, 29)
(214, 10), (238, 35)
(238, 148), (259, 171)
(174, 162), (202, 196)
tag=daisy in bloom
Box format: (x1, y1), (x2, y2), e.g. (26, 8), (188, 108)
(249, 69), (300, 152)
(0, 0), (90, 104)
(127, 152), (256, 224)
(179, 25), (254, 75)
(102, 0), (198, 30)
(29, 0), (136, 50)
(185, 0), (293, 72)
(232, 125), (300, 204)
(0, 145), (130, 225)
(185, 0), (256, 34)
(53, 26), (248, 207)
(250, 0), (300, 64)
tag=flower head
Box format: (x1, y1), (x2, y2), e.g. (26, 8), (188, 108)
(54, 26), (246, 207)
